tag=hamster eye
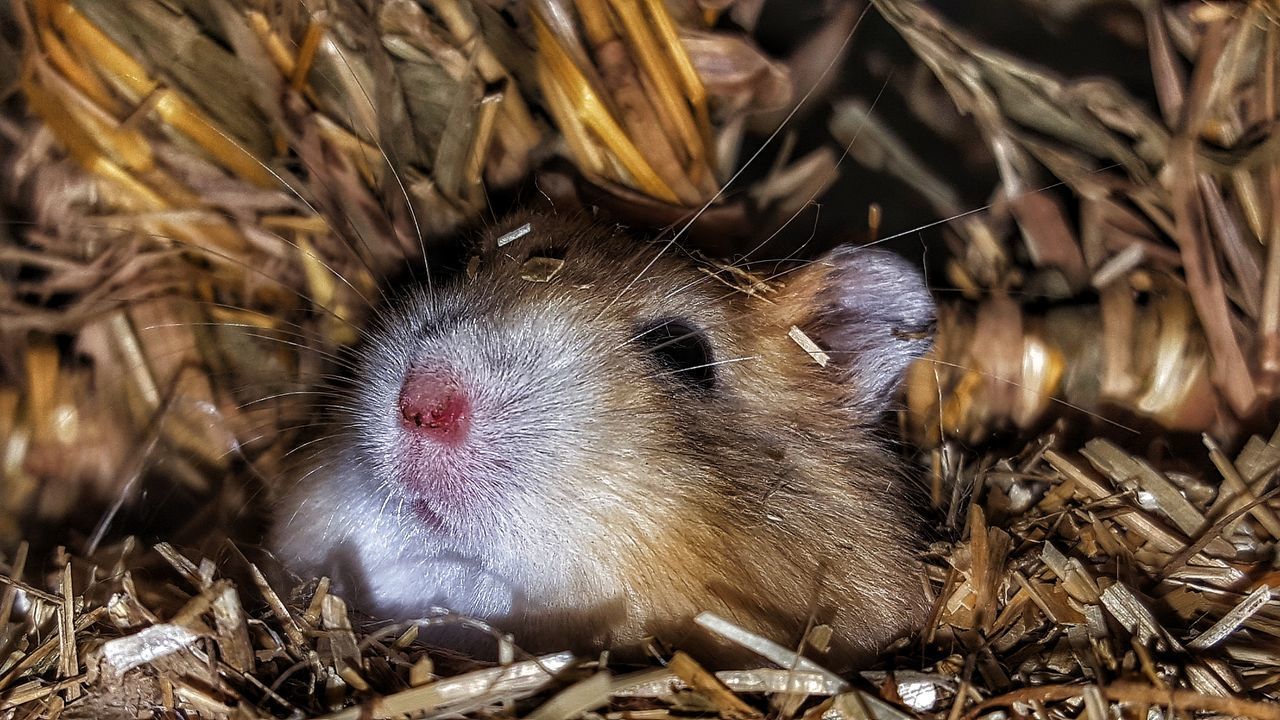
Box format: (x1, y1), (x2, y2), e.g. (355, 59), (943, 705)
(633, 318), (716, 392)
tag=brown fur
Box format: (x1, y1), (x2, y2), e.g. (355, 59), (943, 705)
(273, 210), (930, 669)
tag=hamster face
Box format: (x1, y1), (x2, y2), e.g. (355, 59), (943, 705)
(271, 212), (935, 667)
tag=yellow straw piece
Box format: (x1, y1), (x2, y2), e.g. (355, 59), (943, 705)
(21, 78), (168, 211)
(533, 11), (679, 203)
(537, 60), (609, 179)
(292, 20), (326, 92)
(48, 1), (277, 188)
(37, 27), (120, 114)
(607, 0), (703, 166)
(247, 11), (297, 77)
(640, 0), (714, 166)
(24, 59), (154, 173)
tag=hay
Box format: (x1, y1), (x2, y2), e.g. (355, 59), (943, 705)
(886, 0), (1279, 443)
(2, 0), (1280, 718)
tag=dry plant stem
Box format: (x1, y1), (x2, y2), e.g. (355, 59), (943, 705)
(0, 542), (28, 630)
(4, 0), (1280, 717)
(1263, 16), (1280, 383)
(576, 0), (701, 204)
(1161, 483), (1280, 580)
(1142, 2), (1185, 125)
(1168, 157), (1256, 416)
(56, 564), (78, 702)
(961, 681), (1280, 720)
(1201, 434), (1280, 538)
(878, 0), (1273, 440)
(668, 652), (762, 720)
(533, 11), (675, 202)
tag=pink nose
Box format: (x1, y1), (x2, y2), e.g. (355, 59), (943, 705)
(398, 367), (470, 445)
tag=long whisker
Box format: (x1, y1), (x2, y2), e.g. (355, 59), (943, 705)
(614, 324), (706, 353)
(9, 217), (379, 331)
(140, 320), (330, 348)
(596, 3), (875, 322)
(114, 231), (363, 331)
(918, 356), (1140, 434)
(808, 351), (1140, 435)
(184, 299), (331, 340)
(181, 103), (396, 307)
(309, 20), (432, 293)
(741, 72), (896, 261)
(687, 162), (1131, 310)
(139, 323), (359, 370)
(261, 226), (378, 310)
(854, 164), (1123, 251)
(239, 386), (371, 409)
(644, 355), (760, 381)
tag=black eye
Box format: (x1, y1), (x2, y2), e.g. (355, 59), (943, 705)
(633, 318), (717, 392)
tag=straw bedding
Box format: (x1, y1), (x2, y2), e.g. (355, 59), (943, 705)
(1, 0), (1278, 718)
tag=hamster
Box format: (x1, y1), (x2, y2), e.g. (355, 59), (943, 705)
(270, 210), (935, 668)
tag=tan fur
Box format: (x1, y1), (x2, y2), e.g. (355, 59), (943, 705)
(274, 210), (930, 670)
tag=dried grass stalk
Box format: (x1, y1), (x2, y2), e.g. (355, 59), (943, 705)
(855, 0), (1278, 445)
(2, 0), (1280, 718)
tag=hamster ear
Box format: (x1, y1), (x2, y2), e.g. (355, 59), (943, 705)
(782, 246), (935, 411)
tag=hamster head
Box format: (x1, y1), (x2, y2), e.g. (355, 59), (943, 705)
(271, 211), (935, 668)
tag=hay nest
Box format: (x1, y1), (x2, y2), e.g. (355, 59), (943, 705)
(2, 0), (1280, 718)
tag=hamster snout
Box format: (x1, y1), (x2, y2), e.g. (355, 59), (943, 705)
(398, 366), (470, 444)
(271, 212), (936, 668)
